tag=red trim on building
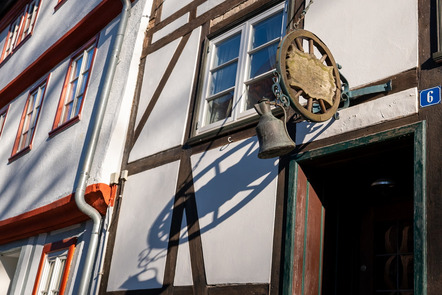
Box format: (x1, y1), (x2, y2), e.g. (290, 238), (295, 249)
(0, 0), (122, 110)
(0, 183), (116, 245)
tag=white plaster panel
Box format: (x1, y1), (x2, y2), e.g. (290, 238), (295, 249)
(304, 0), (418, 87)
(134, 38), (180, 127)
(161, 0), (193, 20)
(190, 137), (278, 284)
(296, 88), (418, 144)
(152, 13), (189, 43)
(129, 28), (201, 162)
(107, 161), (180, 291)
(173, 212), (193, 286)
(197, 0), (226, 17)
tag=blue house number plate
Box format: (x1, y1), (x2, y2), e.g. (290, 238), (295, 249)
(420, 86), (441, 107)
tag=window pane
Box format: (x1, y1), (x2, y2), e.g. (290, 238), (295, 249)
(51, 258), (66, 294)
(78, 72), (89, 97)
(74, 95), (83, 116)
(249, 43), (278, 78)
(42, 260), (55, 294)
(66, 78), (78, 103)
(85, 48), (94, 71)
(210, 62), (238, 95)
(245, 75), (275, 110)
(62, 101), (73, 123)
(205, 92), (234, 125)
(73, 57), (83, 79)
(214, 34), (241, 66)
(19, 132), (28, 150)
(252, 12), (283, 48)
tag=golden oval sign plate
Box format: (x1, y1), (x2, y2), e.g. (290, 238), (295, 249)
(276, 30), (341, 122)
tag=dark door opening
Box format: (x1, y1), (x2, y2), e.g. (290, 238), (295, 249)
(301, 135), (415, 295)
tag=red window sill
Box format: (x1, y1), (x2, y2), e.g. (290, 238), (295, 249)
(0, 53), (12, 68)
(8, 145), (31, 163)
(49, 115), (80, 138)
(54, 0), (68, 12)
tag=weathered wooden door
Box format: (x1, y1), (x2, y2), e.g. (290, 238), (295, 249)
(284, 162), (325, 295)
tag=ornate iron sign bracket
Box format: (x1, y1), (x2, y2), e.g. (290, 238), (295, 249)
(339, 69), (392, 110)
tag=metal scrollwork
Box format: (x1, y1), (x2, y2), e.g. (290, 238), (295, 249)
(272, 71), (291, 108)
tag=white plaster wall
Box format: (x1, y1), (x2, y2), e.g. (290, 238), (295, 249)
(0, 0), (102, 90)
(88, 0), (153, 184)
(190, 137), (278, 284)
(174, 212), (193, 286)
(296, 88), (418, 144)
(304, 0), (418, 87)
(197, 0), (226, 17)
(152, 13), (189, 43)
(107, 161), (180, 291)
(161, 0), (193, 20)
(129, 27), (201, 162)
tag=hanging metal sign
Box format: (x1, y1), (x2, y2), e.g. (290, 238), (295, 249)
(276, 29), (341, 122)
(420, 86), (441, 108)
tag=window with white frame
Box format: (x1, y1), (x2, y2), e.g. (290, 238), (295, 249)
(37, 249), (68, 295)
(1, 0), (40, 61)
(12, 79), (47, 156)
(52, 39), (97, 130)
(33, 238), (76, 295)
(196, 3), (286, 133)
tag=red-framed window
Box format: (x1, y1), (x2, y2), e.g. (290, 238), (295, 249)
(1, 0), (41, 62)
(10, 77), (48, 160)
(0, 105), (9, 140)
(51, 37), (98, 134)
(32, 237), (77, 295)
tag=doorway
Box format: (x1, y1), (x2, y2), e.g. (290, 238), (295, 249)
(303, 135), (414, 294)
(283, 122), (426, 295)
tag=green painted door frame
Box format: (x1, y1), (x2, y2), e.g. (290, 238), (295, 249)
(282, 121), (427, 295)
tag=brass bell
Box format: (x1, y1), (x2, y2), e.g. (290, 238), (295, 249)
(254, 99), (296, 159)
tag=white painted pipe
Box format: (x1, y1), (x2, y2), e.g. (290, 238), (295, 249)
(74, 0), (131, 294)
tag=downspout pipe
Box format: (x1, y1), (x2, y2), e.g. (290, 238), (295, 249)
(75, 0), (131, 294)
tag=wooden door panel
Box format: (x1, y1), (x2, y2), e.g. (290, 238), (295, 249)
(286, 163), (325, 295)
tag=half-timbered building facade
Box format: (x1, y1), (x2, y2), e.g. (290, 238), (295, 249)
(1, 0), (441, 294)
(100, 0), (442, 294)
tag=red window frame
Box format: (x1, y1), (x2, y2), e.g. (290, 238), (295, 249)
(32, 237), (77, 295)
(0, 105), (9, 140)
(54, 0), (68, 12)
(10, 76), (48, 161)
(50, 37), (98, 136)
(0, 0), (41, 62)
